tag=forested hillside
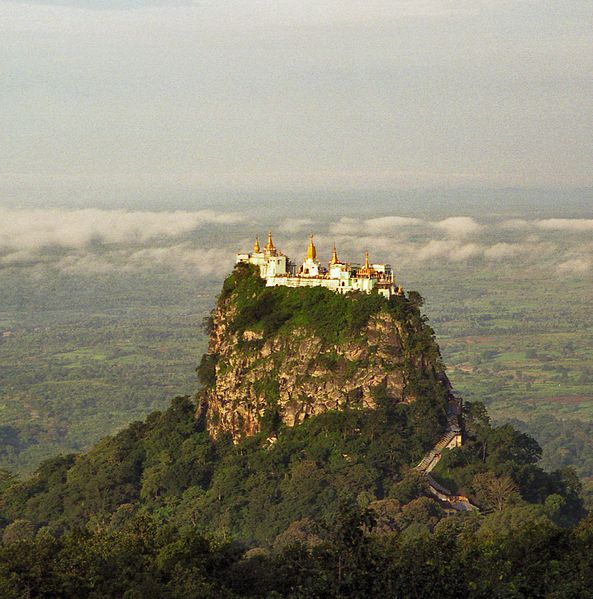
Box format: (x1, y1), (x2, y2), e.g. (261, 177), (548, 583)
(0, 263), (588, 597)
(0, 393), (588, 598)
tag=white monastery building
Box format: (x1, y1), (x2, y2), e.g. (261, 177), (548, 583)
(236, 232), (402, 299)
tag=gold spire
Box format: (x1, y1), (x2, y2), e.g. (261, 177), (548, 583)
(253, 234), (261, 253)
(329, 242), (339, 265)
(307, 234), (317, 260)
(358, 249), (373, 277)
(265, 231), (275, 252)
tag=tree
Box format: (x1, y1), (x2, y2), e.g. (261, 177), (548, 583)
(472, 472), (519, 512)
(2, 518), (35, 544)
(273, 517), (322, 552)
(407, 291), (424, 308)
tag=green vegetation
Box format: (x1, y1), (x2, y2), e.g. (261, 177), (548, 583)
(0, 395), (441, 541)
(225, 263), (395, 345)
(432, 402), (583, 522)
(415, 263), (593, 478)
(3, 502), (593, 599)
(509, 416), (593, 479)
(213, 261), (443, 384)
(0, 393), (588, 598)
(0, 270), (210, 474)
(200, 263), (448, 442)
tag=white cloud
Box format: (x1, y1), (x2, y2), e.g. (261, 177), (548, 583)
(414, 239), (481, 262)
(536, 219), (593, 232)
(271, 214), (579, 270)
(49, 244), (233, 277)
(125, 245), (233, 276)
(0, 207), (243, 251)
(363, 216), (423, 232)
(330, 214), (457, 238)
(328, 218), (360, 236)
(56, 253), (119, 275)
(499, 218), (593, 233)
(0, 248), (50, 266)
(432, 217), (484, 237)
(500, 218), (593, 233)
(2, 207), (589, 280)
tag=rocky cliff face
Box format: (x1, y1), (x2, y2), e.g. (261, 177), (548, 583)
(199, 264), (449, 442)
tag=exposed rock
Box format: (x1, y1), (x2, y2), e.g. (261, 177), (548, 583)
(201, 270), (448, 442)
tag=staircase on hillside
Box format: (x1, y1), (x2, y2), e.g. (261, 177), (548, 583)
(414, 394), (478, 511)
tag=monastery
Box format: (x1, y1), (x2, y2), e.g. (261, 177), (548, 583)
(236, 232), (402, 299)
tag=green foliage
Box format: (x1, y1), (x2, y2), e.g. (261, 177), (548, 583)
(253, 376), (280, 406)
(510, 415), (593, 478)
(1, 391), (584, 552)
(197, 353), (218, 387)
(221, 262), (266, 302)
(1, 503), (593, 598)
(432, 401), (585, 524)
(2, 518), (35, 544)
(225, 264), (405, 346)
(0, 387), (589, 597)
(0, 269), (211, 475)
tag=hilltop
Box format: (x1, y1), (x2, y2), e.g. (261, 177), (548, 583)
(200, 262), (448, 444)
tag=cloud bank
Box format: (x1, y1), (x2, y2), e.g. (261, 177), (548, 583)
(1, 209), (590, 278)
(0, 207), (242, 251)
(282, 215), (592, 275)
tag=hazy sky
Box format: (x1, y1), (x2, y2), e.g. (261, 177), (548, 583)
(2, 0), (592, 192)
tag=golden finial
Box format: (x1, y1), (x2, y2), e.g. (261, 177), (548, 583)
(358, 249), (372, 277)
(253, 234), (260, 253)
(330, 242), (339, 265)
(265, 230), (275, 252)
(307, 233), (317, 260)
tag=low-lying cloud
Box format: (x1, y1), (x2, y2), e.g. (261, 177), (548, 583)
(363, 216), (424, 233)
(483, 242), (526, 260)
(285, 232), (543, 268)
(502, 218), (593, 233)
(1, 209), (590, 279)
(328, 215), (483, 238)
(432, 216), (484, 237)
(537, 219), (593, 232)
(0, 206), (243, 278)
(0, 207), (243, 251)
(54, 245), (234, 277)
(270, 214), (590, 272)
